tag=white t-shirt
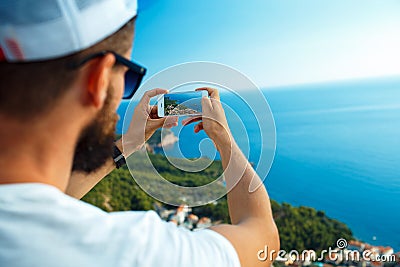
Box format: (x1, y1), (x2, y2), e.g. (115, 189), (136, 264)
(0, 183), (240, 267)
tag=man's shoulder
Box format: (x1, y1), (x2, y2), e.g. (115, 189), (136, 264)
(0, 183), (241, 267)
(0, 182), (160, 225)
(0, 182), (163, 247)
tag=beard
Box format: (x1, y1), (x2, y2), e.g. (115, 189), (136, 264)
(71, 88), (119, 174)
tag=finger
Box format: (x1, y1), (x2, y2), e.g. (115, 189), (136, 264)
(139, 88), (168, 105)
(182, 116), (202, 126)
(210, 97), (223, 110)
(148, 117), (178, 129)
(162, 119), (179, 128)
(194, 122), (204, 133)
(202, 96), (213, 112)
(163, 122), (178, 128)
(196, 87), (220, 101)
(144, 88), (168, 98)
(164, 116), (178, 126)
(147, 117), (165, 128)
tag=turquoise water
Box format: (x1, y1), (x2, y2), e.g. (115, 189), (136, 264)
(264, 77), (400, 251)
(117, 76), (400, 251)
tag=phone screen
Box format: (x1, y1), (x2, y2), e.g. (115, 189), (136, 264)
(164, 91), (203, 116)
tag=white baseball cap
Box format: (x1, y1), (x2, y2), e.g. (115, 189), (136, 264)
(0, 0), (137, 62)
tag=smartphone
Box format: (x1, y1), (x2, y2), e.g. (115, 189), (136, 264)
(158, 90), (208, 117)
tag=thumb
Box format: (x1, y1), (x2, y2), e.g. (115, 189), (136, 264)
(148, 117), (178, 129)
(146, 117), (165, 129)
(162, 116), (178, 127)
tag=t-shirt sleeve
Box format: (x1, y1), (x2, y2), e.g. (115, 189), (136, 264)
(111, 210), (241, 267)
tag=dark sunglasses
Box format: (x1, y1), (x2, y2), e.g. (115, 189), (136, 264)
(73, 51), (146, 99)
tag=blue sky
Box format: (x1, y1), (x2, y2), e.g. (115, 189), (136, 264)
(132, 0), (400, 88)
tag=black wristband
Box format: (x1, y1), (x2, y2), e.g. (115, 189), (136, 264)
(112, 145), (126, 169)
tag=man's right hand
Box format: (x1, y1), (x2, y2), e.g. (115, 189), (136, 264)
(122, 88), (178, 157)
(185, 87), (280, 267)
(182, 87), (232, 151)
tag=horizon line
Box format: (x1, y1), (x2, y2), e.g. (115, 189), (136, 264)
(260, 73), (400, 91)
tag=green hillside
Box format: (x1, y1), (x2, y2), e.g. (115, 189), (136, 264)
(82, 153), (353, 253)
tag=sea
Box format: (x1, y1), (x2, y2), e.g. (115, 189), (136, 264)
(116, 76), (400, 251)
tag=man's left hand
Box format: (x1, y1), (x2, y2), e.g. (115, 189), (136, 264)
(121, 88), (178, 157)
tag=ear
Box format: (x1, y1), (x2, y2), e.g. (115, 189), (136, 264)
(85, 53), (116, 109)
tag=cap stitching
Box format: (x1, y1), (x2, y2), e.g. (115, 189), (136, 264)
(57, 0), (81, 50)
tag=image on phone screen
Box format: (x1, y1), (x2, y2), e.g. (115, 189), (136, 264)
(164, 91), (204, 116)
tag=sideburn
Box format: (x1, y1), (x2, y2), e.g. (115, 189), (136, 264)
(71, 89), (119, 174)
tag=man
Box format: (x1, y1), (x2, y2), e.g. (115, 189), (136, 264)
(0, 1), (279, 266)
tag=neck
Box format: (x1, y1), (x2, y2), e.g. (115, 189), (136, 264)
(0, 114), (80, 192)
